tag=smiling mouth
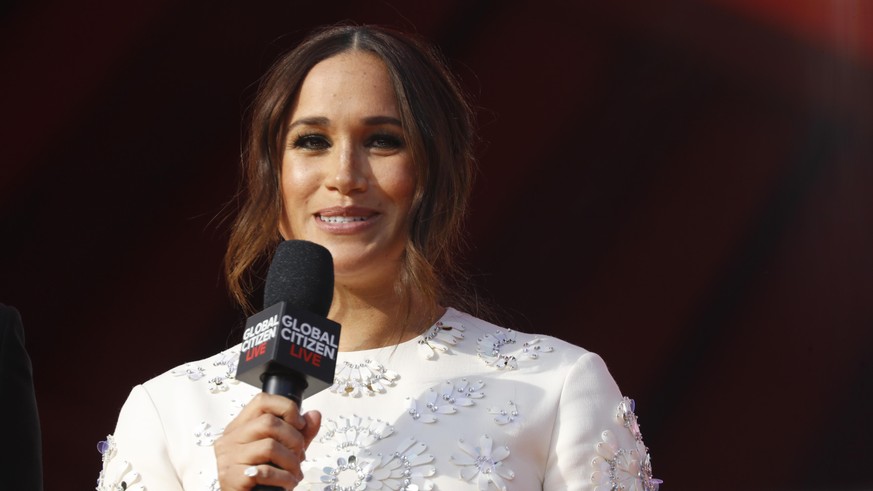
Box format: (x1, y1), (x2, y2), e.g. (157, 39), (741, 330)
(317, 215), (369, 224)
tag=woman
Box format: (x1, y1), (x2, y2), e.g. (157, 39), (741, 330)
(99, 24), (659, 491)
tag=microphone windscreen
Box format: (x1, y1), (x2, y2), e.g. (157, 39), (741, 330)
(264, 240), (334, 316)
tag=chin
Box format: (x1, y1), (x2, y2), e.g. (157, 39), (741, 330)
(331, 247), (405, 284)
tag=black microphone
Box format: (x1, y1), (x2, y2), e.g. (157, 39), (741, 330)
(235, 240), (341, 489)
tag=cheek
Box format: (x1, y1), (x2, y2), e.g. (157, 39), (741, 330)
(382, 162), (417, 208)
(281, 159), (319, 203)
(278, 158), (317, 237)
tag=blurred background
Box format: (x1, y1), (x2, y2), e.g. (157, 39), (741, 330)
(1, 1), (871, 489)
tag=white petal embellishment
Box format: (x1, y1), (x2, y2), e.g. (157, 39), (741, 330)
(395, 436), (417, 454)
(454, 397), (475, 407)
(460, 465), (480, 481)
(479, 434), (493, 458)
(418, 341), (437, 359)
(405, 441), (427, 458)
(450, 452), (477, 466)
(491, 445), (510, 462)
(603, 430), (619, 447)
(596, 440), (617, 459)
(489, 473), (509, 491)
(458, 439), (478, 457)
(496, 464), (515, 480)
(407, 454), (433, 466)
(417, 321), (465, 360)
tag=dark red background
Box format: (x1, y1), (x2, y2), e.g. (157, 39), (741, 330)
(1, 1), (871, 490)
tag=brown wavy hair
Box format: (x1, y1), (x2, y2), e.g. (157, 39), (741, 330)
(225, 24), (476, 318)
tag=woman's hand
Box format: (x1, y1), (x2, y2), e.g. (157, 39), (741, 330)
(214, 393), (321, 490)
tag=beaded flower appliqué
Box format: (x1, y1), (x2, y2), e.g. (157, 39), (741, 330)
(476, 329), (554, 369)
(417, 321), (465, 359)
(449, 434), (515, 491)
(590, 398), (661, 491)
(318, 416), (395, 452)
(316, 437), (437, 491)
(405, 378), (485, 423)
(329, 359), (400, 397)
(96, 435), (146, 491)
(488, 400), (523, 426)
(170, 347), (240, 394)
(308, 416), (435, 490)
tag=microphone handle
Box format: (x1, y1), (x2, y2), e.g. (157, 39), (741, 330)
(253, 369), (309, 491)
(262, 368), (307, 407)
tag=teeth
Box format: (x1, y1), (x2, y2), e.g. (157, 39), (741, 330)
(319, 215), (368, 224)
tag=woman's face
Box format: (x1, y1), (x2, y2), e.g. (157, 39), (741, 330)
(278, 51), (415, 286)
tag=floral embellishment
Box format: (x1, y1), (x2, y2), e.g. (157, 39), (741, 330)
(618, 398), (644, 442)
(317, 437), (436, 491)
(96, 435), (146, 491)
(590, 399), (661, 491)
(450, 435), (515, 490)
(488, 400), (523, 426)
(319, 415), (395, 452)
(591, 430), (660, 491)
(329, 359), (400, 397)
(171, 363), (206, 381)
(476, 329), (554, 369)
(406, 378), (485, 423)
(417, 321), (465, 359)
(170, 348), (240, 394)
(208, 348), (240, 393)
(193, 421), (223, 447)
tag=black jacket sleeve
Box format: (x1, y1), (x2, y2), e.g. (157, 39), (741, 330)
(0, 304), (43, 491)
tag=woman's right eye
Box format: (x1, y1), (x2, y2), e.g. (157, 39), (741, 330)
(292, 134), (330, 151)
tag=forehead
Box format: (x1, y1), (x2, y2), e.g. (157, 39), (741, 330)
(292, 51), (399, 117)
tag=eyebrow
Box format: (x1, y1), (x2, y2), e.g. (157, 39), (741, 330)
(287, 115), (403, 131)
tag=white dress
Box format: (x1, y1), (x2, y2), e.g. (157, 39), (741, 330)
(97, 308), (660, 491)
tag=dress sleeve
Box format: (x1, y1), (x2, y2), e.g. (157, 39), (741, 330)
(97, 385), (184, 491)
(544, 352), (660, 491)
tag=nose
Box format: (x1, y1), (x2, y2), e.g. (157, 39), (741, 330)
(327, 141), (368, 195)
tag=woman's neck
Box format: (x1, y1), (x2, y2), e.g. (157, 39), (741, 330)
(328, 280), (441, 352)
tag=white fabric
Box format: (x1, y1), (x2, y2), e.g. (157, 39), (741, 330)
(99, 308), (654, 491)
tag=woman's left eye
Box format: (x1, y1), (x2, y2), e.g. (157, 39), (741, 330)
(367, 134), (404, 150)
